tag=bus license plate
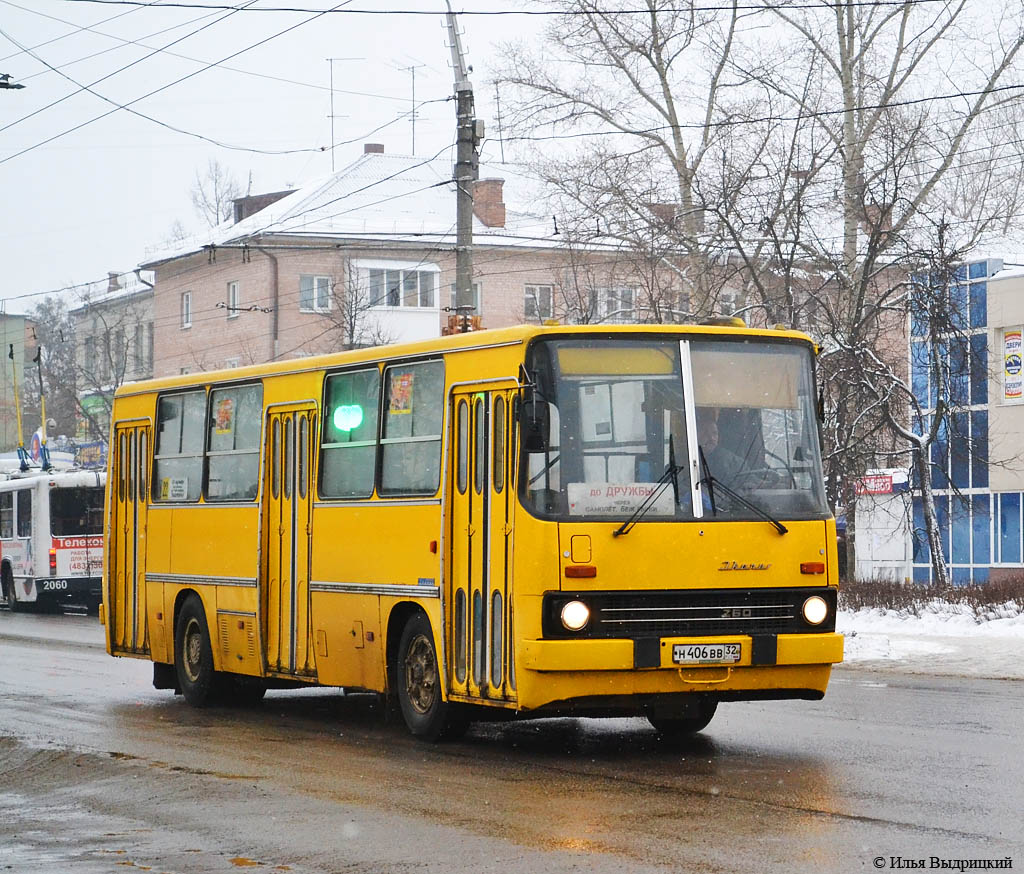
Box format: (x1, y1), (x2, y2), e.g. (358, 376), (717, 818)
(672, 643), (741, 665)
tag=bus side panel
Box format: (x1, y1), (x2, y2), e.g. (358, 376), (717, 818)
(310, 504), (441, 689)
(168, 507), (259, 582)
(312, 505), (442, 590)
(309, 592), (383, 689)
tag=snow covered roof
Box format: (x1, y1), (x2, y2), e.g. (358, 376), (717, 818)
(142, 152), (575, 267)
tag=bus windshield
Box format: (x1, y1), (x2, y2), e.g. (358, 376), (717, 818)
(50, 487), (105, 536)
(520, 336), (828, 523)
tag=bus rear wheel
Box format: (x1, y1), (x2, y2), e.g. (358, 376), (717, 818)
(646, 699), (718, 736)
(395, 613), (468, 742)
(175, 595), (220, 707)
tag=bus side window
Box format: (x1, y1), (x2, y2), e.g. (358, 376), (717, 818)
(206, 383), (262, 501)
(0, 493), (12, 539)
(153, 390), (205, 502)
(16, 490), (31, 538)
(320, 368), (380, 499)
(379, 360), (444, 496)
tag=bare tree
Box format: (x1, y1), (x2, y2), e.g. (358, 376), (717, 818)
(498, 0), (1024, 573)
(72, 282), (153, 442)
(23, 297), (77, 438)
(191, 158), (242, 228)
(320, 263), (397, 352)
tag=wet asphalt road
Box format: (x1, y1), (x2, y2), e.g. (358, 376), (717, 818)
(0, 610), (1021, 874)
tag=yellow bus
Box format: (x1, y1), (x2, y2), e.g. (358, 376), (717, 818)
(103, 324), (843, 740)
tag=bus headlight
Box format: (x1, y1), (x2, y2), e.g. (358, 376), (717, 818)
(802, 595), (829, 626)
(560, 600), (590, 631)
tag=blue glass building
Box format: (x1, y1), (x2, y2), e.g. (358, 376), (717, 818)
(908, 257), (1024, 584)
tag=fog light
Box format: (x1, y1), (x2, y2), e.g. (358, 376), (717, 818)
(560, 600), (590, 631)
(802, 595), (828, 625)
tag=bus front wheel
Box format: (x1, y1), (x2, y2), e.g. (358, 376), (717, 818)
(646, 699), (718, 736)
(175, 595), (219, 707)
(395, 614), (468, 742)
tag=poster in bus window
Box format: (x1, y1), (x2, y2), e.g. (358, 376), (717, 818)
(389, 372), (414, 414)
(215, 396), (235, 435)
(1005, 330), (1023, 402)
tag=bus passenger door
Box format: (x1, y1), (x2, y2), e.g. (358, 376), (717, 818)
(110, 422), (151, 655)
(263, 405), (316, 677)
(449, 387), (516, 702)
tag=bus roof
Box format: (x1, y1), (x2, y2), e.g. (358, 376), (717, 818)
(115, 322), (816, 398)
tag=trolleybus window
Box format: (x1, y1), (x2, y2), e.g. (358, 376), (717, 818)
(320, 367), (380, 498)
(50, 487), (104, 536)
(16, 490), (31, 537)
(0, 493), (12, 538)
(154, 390), (206, 502)
(380, 360), (443, 495)
(206, 383), (262, 501)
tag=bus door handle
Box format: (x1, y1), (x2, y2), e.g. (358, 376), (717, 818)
(465, 525), (475, 536)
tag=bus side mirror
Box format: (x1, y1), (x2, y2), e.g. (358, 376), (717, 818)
(522, 399), (550, 452)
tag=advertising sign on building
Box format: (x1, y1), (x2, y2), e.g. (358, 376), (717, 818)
(855, 474), (893, 495)
(1005, 329), (1023, 402)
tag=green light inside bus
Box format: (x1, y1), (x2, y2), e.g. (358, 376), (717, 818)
(333, 404), (364, 432)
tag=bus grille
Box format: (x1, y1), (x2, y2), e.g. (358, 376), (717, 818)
(542, 587), (837, 639)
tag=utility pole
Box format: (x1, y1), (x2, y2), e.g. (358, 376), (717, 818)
(445, 2), (482, 325)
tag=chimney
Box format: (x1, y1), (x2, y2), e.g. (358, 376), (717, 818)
(364, 143), (385, 154)
(107, 272), (121, 294)
(232, 190), (292, 223)
(473, 178), (506, 229)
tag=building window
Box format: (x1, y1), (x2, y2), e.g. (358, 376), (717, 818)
(83, 336), (95, 373)
(368, 269), (437, 308)
(227, 281), (240, 319)
(181, 292), (192, 328)
(133, 324), (145, 374)
(225, 357), (240, 369)
(525, 284), (554, 321)
(300, 275), (331, 312)
(598, 287), (635, 322)
(449, 282), (482, 315)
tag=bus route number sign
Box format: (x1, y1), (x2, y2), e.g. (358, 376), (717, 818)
(672, 643), (741, 665)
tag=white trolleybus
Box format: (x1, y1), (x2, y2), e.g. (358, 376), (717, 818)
(0, 467), (106, 613)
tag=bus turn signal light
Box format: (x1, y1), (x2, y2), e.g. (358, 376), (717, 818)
(800, 562), (825, 574)
(565, 565), (596, 578)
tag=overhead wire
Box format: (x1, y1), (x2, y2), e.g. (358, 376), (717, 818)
(0, 0), (357, 165)
(54, 0), (955, 16)
(2, 0), (427, 103)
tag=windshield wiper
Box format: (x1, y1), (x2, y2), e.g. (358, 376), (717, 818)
(613, 437), (683, 538)
(698, 450), (788, 536)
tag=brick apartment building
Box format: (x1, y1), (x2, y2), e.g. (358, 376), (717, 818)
(139, 146), (694, 378)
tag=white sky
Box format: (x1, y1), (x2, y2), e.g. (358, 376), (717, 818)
(0, 0), (538, 313)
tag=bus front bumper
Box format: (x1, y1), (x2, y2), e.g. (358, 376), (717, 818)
(515, 633), (843, 708)
(521, 632), (843, 672)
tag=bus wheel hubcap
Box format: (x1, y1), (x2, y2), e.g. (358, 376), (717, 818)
(184, 619), (202, 683)
(405, 634), (436, 714)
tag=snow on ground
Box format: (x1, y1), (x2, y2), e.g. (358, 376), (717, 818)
(837, 604), (1024, 680)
